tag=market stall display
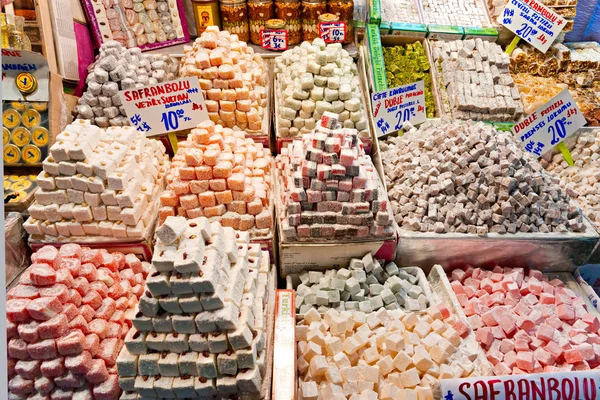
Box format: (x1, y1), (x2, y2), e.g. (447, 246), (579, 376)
(179, 26), (269, 135)
(82, 0), (189, 50)
(73, 41), (179, 128)
(116, 216), (271, 398)
(432, 39), (525, 122)
(3, 101), (50, 166)
(383, 41), (436, 119)
(158, 120), (274, 238)
(446, 265), (600, 375)
(421, 0), (491, 28)
(276, 113), (393, 241)
(6, 244), (150, 398)
(380, 119), (586, 234)
(23, 120), (169, 241)
(510, 42), (600, 126)
(275, 39), (369, 138)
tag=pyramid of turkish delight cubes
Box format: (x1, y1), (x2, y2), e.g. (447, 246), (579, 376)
(159, 120), (273, 238)
(117, 216), (271, 399)
(24, 120), (169, 240)
(179, 26), (268, 134)
(276, 113), (394, 241)
(7, 245), (150, 399)
(74, 41), (178, 128)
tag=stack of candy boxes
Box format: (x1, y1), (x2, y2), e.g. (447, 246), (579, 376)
(117, 216), (271, 399)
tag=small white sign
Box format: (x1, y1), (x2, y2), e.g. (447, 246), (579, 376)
(1, 49), (50, 102)
(119, 76), (208, 137)
(261, 30), (288, 51)
(440, 370), (600, 400)
(371, 80), (427, 137)
(500, 0), (566, 53)
(513, 88), (586, 157)
(319, 22), (346, 43)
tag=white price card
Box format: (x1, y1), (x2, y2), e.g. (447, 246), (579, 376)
(513, 88), (586, 157)
(371, 80), (427, 137)
(118, 76), (208, 137)
(440, 370), (600, 400)
(319, 21), (346, 43)
(261, 30), (288, 51)
(500, 0), (566, 53)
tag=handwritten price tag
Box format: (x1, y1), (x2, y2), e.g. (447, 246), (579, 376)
(119, 76), (208, 137)
(371, 80), (427, 137)
(319, 22), (346, 43)
(500, 0), (565, 53)
(261, 30), (288, 51)
(513, 88), (586, 157)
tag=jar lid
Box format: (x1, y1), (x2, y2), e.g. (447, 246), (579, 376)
(265, 18), (286, 29)
(221, 0), (247, 5)
(318, 13), (339, 22)
(302, 0), (326, 4)
(248, 0), (272, 3)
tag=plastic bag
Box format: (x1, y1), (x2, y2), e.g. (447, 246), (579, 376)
(5, 212), (28, 286)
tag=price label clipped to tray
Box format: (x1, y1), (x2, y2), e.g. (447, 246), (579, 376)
(500, 0), (566, 53)
(261, 30), (288, 51)
(513, 88), (586, 164)
(371, 80), (427, 138)
(319, 22), (346, 43)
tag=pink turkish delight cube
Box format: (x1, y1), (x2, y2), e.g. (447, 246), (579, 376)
(64, 350), (92, 374)
(27, 339), (58, 360)
(32, 246), (62, 269)
(40, 357), (65, 378)
(57, 330), (86, 356)
(27, 297), (63, 321)
(38, 313), (69, 339)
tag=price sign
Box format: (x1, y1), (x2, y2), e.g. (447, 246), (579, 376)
(319, 22), (346, 43)
(500, 0), (565, 53)
(118, 76), (208, 137)
(260, 30), (288, 51)
(371, 80), (427, 137)
(513, 88), (586, 157)
(440, 370), (600, 400)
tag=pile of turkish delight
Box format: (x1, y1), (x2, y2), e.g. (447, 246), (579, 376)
(179, 26), (268, 134)
(432, 39), (525, 122)
(449, 266), (600, 375)
(296, 304), (478, 400)
(117, 216), (271, 399)
(74, 41), (178, 128)
(159, 120), (273, 238)
(24, 120), (168, 240)
(276, 113), (394, 241)
(7, 245), (149, 399)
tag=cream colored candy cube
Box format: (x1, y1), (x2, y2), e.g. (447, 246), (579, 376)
(301, 381), (319, 400)
(304, 308), (321, 324)
(399, 389), (418, 400)
(412, 345), (433, 372)
(325, 336), (342, 356)
(413, 320), (431, 339)
(442, 327), (461, 347)
(307, 329), (326, 347)
(304, 341), (322, 362)
(359, 364), (380, 383)
(376, 355), (394, 376)
(385, 333), (404, 352)
(362, 346), (379, 364)
(296, 325), (309, 341)
(400, 367), (420, 388)
(430, 319), (446, 334)
(297, 357), (309, 375)
(439, 364), (455, 379)
(333, 352), (351, 369)
(403, 313), (419, 330)
(430, 345), (448, 364)
(416, 387), (434, 400)
(392, 351), (411, 371)
(325, 366), (343, 384)
(309, 355), (328, 377)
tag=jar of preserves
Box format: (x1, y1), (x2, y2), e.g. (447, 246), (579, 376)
(302, 0), (326, 42)
(328, 0), (353, 44)
(274, 0), (301, 45)
(220, 0), (250, 42)
(248, 0), (273, 45)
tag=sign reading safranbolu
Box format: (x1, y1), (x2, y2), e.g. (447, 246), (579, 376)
(513, 88), (586, 157)
(119, 76), (208, 137)
(371, 80), (426, 138)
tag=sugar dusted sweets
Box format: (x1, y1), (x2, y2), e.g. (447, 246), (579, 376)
(159, 120), (273, 239)
(275, 113), (394, 241)
(117, 216), (272, 398)
(24, 120), (169, 241)
(179, 26), (268, 135)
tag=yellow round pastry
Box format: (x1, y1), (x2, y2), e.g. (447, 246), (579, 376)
(4, 144), (21, 164)
(21, 144), (42, 164)
(10, 179), (32, 192)
(10, 101), (29, 111)
(15, 72), (37, 95)
(31, 102), (48, 112)
(3, 109), (21, 129)
(4, 180), (11, 190)
(22, 109), (41, 129)
(32, 127), (49, 146)
(11, 127), (31, 147)
(3, 127), (10, 145)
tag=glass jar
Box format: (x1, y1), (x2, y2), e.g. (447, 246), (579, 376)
(248, 0), (273, 45)
(328, 0), (353, 44)
(274, 0), (301, 45)
(302, 0), (326, 42)
(220, 0), (250, 42)
(1, 14), (24, 50)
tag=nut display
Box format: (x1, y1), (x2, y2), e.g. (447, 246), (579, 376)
(179, 26), (268, 134)
(511, 74), (566, 115)
(275, 113), (394, 241)
(380, 119), (586, 234)
(274, 0), (302, 45)
(73, 41), (178, 128)
(24, 120), (169, 240)
(421, 0), (490, 27)
(294, 253), (429, 314)
(118, 216), (270, 398)
(248, 0), (274, 45)
(158, 120), (274, 238)
(220, 0), (250, 42)
(274, 39), (369, 138)
(383, 42), (435, 119)
(6, 245), (149, 399)
(543, 129), (600, 231)
(302, 0), (327, 42)
(327, 0), (353, 45)
(432, 39), (525, 122)
(381, 0), (421, 24)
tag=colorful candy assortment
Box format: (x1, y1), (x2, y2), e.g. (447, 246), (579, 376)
(6, 245), (150, 399)
(159, 120), (273, 238)
(24, 120), (169, 240)
(448, 266), (600, 375)
(117, 216), (270, 398)
(179, 27), (268, 134)
(276, 113), (394, 241)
